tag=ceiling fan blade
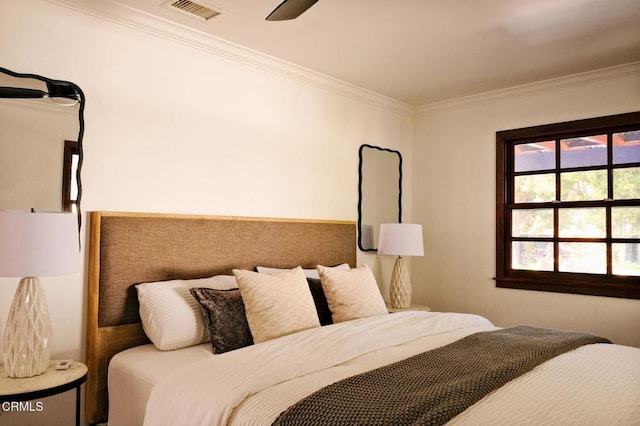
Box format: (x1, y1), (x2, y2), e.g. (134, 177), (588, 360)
(46, 81), (80, 101)
(0, 87), (47, 99)
(266, 0), (319, 21)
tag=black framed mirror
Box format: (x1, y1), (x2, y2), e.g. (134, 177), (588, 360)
(357, 144), (402, 251)
(0, 67), (85, 236)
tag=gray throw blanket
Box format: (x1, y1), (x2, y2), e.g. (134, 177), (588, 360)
(273, 326), (610, 426)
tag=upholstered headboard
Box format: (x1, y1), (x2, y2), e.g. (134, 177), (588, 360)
(85, 211), (356, 424)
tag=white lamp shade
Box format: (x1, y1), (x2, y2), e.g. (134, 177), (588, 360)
(377, 223), (424, 257)
(0, 211), (80, 277)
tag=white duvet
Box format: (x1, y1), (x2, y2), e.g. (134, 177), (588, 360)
(142, 312), (640, 425)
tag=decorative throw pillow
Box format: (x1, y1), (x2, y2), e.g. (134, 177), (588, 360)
(317, 264), (388, 323)
(136, 275), (238, 351)
(190, 288), (254, 354)
(254, 265), (342, 326)
(233, 267), (320, 343)
(306, 278), (333, 326)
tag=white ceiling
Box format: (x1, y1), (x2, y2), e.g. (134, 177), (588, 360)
(94, 0), (640, 106)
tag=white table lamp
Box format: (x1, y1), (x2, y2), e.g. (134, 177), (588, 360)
(0, 211), (79, 378)
(377, 223), (424, 309)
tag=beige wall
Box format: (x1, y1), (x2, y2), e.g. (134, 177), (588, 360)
(0, 1), (412, 424)
(1, 1), (638, 425)
(412, 67), (640, 347)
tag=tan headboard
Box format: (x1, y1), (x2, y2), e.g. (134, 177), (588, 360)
(85, 211), (356, 424)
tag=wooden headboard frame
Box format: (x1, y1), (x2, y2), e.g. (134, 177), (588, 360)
(85, 211), (356, 424)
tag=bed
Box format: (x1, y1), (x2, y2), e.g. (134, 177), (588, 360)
(85, 211), (640, 426)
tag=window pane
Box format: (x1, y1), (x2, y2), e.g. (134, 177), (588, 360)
(512, 209), (553, 237)
(613, 130), (640, 165)
(613, 167), (640, 200)
(560, 170), (607, 201)
(558, 208), (605, 238)
(613, 243), (640, 276)
(512, 241), (553, 271)
(515, 174), (555, 203)
(559, 243), (606, 274)
(71, 154), (79, 201)
(561, 134), (607, 168)
(514, 141), (555, 172)
(612, 207), (640, 238)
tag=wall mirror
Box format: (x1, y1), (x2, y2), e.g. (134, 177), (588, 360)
(358, 144), (402, 251)
(0, 66), (85, 234)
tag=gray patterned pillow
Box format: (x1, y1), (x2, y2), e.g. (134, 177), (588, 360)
(190, 288), (254, 354)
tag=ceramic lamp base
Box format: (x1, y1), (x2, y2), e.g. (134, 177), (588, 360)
(3, 277), (52, 378)
(389, 256), (411, 309)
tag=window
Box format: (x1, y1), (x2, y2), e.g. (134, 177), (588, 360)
(62, 140), (79, 213)
(496, 112), (640, 299)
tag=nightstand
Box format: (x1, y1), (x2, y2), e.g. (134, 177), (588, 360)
(0, 360), (87, 426)
(386, 303), (431, 313)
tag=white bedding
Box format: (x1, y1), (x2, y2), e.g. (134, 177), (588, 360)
(108, 343), (212, 426)
(112, 312), (640, 425)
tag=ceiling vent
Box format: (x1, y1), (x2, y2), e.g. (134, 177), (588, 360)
(165, 0), (222, 21)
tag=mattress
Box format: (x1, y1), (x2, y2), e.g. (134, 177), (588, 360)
(108, 343), (212, 426)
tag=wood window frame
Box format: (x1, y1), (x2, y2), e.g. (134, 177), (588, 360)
(496, 111), (640, 299)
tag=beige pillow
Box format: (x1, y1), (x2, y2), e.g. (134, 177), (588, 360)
(233, 267), (320, 343)
(317, 264), (388, 323)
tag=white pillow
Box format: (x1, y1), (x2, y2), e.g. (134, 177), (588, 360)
(317, 264), (388, 323)
(234, 267), (320, 343)
(136, 275), (237, 351)
(256, 263), (350, 279)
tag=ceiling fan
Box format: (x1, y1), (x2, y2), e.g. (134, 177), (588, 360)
(266, 0), (319, 21)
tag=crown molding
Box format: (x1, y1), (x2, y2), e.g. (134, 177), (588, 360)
(44, 1), (639, 120)
(415, 61), (640, 116)
(47, 0), (415, 117)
